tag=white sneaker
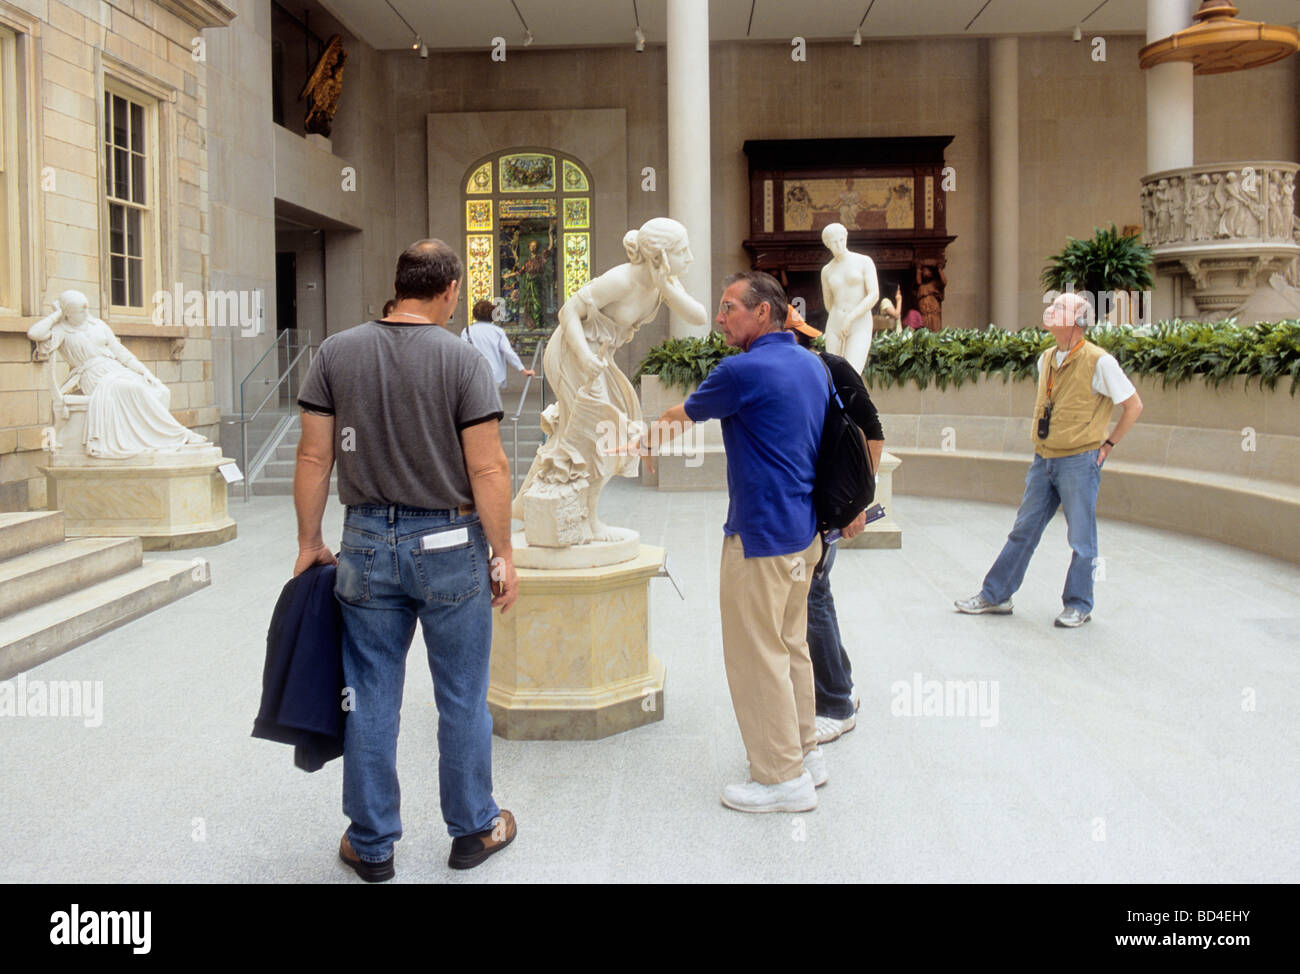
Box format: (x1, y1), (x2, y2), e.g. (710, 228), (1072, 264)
(721, 771), (817, 813)
(803, 747), (829, 787)
(851, 685), (861, 713)
(815, 713), (857, 744)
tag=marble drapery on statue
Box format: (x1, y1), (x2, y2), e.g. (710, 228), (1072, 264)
(512, 218), (707, 559)
(28, 290), (208, 459)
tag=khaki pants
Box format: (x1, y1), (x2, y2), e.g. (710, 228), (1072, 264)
(719, 532), (821, 785)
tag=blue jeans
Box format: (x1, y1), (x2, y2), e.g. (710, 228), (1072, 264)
(807, 541), (855, 720)
(981, 450), (1103, 614)
(334, 504), (499, 863)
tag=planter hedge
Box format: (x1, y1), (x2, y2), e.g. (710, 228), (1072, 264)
(634, 321), (1300, 396)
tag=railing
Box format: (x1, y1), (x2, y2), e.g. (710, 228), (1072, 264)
(509, 339), (547, 495)
(238, 329), (315, 502)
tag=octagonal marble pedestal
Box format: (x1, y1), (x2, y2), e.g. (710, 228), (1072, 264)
(42, 447), (237, 550)
(488, 544), (666, 740)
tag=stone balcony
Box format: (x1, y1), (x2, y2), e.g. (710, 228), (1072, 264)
(1140, 161), (1300, 320)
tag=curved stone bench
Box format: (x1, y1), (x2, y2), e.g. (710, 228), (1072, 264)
(872, 375), (1300, 564)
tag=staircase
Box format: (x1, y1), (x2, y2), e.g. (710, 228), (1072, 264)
(0, 511), (210, 679)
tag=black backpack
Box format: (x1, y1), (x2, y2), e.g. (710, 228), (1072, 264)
(812, 355), (876, 532)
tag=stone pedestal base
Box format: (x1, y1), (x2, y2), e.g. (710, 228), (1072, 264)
(488, 544), (666, 740)
(42, 449), (237, 550)
(839, 450), (903, 549)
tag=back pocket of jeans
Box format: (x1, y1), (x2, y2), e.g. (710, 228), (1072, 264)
(335, 543), (375, 605)
(411, 531), (481, 604)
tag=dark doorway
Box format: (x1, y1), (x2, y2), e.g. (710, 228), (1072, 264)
(276, 252), (297, 334)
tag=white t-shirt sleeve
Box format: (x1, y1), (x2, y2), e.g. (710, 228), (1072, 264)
(1092, 353), (1136, 403)
(498, 327), (525, 372)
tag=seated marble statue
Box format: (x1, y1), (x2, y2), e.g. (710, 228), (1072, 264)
(514, 217), (707, 546)
(27, 290), (208, 459)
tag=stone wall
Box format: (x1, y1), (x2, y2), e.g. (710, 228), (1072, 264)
(0, 0), (232, 512)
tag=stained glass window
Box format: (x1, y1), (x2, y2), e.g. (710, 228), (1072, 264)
(466, 234), (494, 307)
(466, 161), (492, 194)
(563, 198), (589, 229)
(462, 149), (592, 334)
(466, 200), (492, 231)
(500, 153), (555, 193)
(562, 160), (588, 192)
(563, 233), (590, 301)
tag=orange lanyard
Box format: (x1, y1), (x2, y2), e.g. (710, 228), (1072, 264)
(1046, 340), (1085, 401)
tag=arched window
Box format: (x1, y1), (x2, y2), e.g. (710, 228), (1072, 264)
(462, 149), (592, 337)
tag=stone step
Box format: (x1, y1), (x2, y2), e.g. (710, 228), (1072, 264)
(0, 512), (65, 561)
(0, 560), (210, 680)
(0, 537), (142, 620)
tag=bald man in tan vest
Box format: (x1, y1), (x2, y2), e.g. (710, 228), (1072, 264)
(955, 292), (1143, 627)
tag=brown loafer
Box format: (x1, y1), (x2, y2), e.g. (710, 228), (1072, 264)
(448, 809), (517, 870)
(339, 833), (395, 882)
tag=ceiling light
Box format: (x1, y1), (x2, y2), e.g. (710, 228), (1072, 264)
(1072, 24), (1082, 42)
(635, 27), (645, 52)
(853, 28), (862, 46)
(418, 42), (428, 58)
(525, 29), (534, 46)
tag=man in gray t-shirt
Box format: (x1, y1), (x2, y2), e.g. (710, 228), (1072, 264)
(292, 239), (519, 881)
(298, 317), (503, 510)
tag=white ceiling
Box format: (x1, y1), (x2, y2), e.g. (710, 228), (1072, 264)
(318, 0), (1300, 51)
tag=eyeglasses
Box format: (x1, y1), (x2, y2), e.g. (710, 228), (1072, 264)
(717, 300), (742, 317)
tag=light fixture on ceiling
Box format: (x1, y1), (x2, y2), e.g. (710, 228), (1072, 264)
(384, 0), (422, 55)
(512, 0), (534, 47)
(854, 0), (875, 46)
(1072, 24), (1082, 42)
(635, 27), (646, 52)
(418, 41), (429, 58)
(1139, 0), (1300, 74)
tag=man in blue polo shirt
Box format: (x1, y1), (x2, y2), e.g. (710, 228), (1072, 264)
(631, 271), (829, 812)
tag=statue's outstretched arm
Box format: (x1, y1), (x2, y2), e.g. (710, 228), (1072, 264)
(27, 305), (62, 346)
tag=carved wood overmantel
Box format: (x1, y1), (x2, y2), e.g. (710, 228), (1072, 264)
(741, 137), (956, 329)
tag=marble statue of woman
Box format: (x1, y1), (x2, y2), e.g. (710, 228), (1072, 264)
(820, 222), (879, 373)
(27, 290), (208, 459)
(514, 218), (707, 549)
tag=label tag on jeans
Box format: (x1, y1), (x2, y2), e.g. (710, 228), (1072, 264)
(421, 527), (468, 550)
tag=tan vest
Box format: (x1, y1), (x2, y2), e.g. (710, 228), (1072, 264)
(1032, 341), (1112, 458)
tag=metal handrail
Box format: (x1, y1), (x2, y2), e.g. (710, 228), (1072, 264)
(239, 341), (316, 501)
(237, 329), (305, 419)
(509, 339), (547, 494)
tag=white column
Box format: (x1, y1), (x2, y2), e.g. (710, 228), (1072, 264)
(667, 0), (711, 339)
(1147, 0), (1196, 172)
(990, 37), (1020, 330)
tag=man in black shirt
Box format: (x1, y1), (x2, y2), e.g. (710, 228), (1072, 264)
(787, 308), (885, 744)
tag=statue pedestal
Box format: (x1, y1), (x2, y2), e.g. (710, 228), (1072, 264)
(488, 544), (666, 740)
(839, 450), (902, 549)
(42, 447), (237, 550)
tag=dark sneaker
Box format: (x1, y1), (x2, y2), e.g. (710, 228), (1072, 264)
(449, 809), (517, 870)
(338, 834), (395, 882)
(954, 593), (1013, 614)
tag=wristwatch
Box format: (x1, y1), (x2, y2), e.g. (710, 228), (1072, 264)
(1104, 439), (1116, 448)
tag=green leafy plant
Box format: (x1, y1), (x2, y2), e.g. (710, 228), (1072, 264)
(636, 321), (1300, 395)
(1041, 224), (1154, 300)
(633, 331), (740, 394)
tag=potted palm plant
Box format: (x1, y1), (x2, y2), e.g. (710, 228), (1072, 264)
(1040, 224), (1154, 325)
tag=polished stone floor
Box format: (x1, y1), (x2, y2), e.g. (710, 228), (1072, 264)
(2, 478), (1297, 883)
